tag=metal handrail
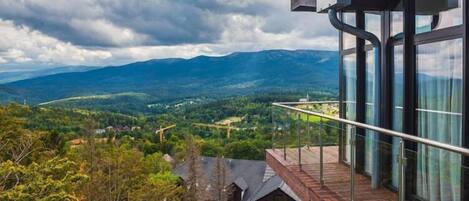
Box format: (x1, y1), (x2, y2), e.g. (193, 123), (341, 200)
(273, 102), (469, 156)
(274, 101), (339, 105)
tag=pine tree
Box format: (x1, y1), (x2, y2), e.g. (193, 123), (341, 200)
(184, 135), (209, 201)
(83, 119), (97, 201)
(210, 156), (230, 201)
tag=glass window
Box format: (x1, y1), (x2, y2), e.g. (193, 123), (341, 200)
(416, 38), (463, 201)
(391, 45), (404, 188)
(365, 13), (381, 45)
(343, 54), (356, 162)
(391, 0), (462, 35)
(363, 13), (382, 181)
(364, 49), (379, 184)
(391, 12), (403, 37)
(416, 0), (462, 34)
(342, 13), (356, 50)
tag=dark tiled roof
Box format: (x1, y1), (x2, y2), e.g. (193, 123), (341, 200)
(248, 175), (300, 201)
(173, 157), (300, 201)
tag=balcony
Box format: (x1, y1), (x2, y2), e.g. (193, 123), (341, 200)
(267, 101), (469, 201)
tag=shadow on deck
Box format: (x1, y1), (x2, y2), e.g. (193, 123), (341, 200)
(266, 147), (397, 201)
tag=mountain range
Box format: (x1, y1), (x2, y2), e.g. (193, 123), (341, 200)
(0, 50), (339, 105)
(0, 66), (100, 84)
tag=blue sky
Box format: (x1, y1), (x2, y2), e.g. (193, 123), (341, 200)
(0, 0), (337, 72)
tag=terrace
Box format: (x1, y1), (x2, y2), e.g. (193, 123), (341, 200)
(267, 102), (469, 201)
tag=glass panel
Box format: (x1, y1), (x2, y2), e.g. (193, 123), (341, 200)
(365, 50), (379, 179)
(391, 11), (403, 36)
(343, 54), (356, 162)
(392, 45), (404, 188)
(321, 124), (350, 201)
(416, 0), (462, 33)
(416, 38), (463, 200)
(407, 146), (463, 201)
(365, 13), (381, 45)
(343, 12), (356, 50)
(355, 133), (397, 201)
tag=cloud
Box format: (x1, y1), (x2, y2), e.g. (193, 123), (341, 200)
(0, 20), (112, 70)
(0, 0), (337, 69)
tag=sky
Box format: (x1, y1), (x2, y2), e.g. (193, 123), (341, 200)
(0, 0), (337, 72)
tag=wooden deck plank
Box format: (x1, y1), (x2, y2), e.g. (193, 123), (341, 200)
(267, 147), (397, 201)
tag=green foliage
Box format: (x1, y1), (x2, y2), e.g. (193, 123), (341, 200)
(0, 157), (87, 201)
(201, 140), (224, 157)
(144, 152), (172, 173)
(224, 140), (270, 160)
(0, 92), (337, 200)
(149, 171), (181, 185)
(132, 172), (183, 201)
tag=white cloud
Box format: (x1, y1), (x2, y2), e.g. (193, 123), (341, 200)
(69, 19), (149, 47)
(0, 0), (338, 70)
(0, 20), (112, 70)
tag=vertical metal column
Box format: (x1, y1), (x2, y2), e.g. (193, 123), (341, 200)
(350, 127), (356, 201)
(297, 113), (302, 169)
(462, 0), (469, 200)
(402, 0), (417, 197)
(320, 117), (325, 187)
(272, 108), (275, 150)
(398, 138), (407, 201)
(307, 115), (311, 149)
(283, 110), (287, 160)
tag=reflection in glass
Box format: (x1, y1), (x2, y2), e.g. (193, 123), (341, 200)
(391, 12), (403, 36)
(342, 13), (356, 50)
(391, 45), (403, 188)
(365, 50), (379, 186)
(416, 0), (462, 33)
(343, 54), (356, 162)
(416, 39), (463, 201)
(364, 14), (381, 181)
(393, 0), (462, 35)
(365, 13), (381, 45)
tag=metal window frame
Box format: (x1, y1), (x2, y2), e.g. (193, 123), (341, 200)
(463, 0), (469, 199)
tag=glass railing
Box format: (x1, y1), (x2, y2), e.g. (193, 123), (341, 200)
(272, 101), (469, 201)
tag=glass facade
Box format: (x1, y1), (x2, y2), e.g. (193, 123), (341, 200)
(392, 45), (404, 188)
(364, 13), (381, 185)
(416, 0), (463, 33)
(391, 12), (404, 36)
(343, 13), (356, 50)
(416, 39), (463, 201)
(343, 53), (357, 163)
(339, 1), (467, 200)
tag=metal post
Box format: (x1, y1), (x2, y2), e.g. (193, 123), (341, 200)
(272, 108), (275, 150)
(350, 127), (356, 201)
(307, 115), (311, 149)
(398, 138), (407, 201)
(297, 113), (302, 168)
(283, 111), (287, 160)
(320, 116), (325, 187)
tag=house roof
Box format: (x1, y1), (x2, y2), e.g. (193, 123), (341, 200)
(173, 157), (300, 201)
(248, 175), (301, 201)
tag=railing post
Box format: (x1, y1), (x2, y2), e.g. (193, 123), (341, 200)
(320, 116), (324, 187)
(350, 127), (356, 201)
(297, 113), (302, 169)
(283, 111), (287, 160)
(307, 115), (311, 149)
(398, 138), (407, 201)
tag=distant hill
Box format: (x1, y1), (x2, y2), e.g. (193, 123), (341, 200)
(0, 50), (339, 104)
(0, 66), (100, 84)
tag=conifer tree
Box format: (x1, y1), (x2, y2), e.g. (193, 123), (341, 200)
(210, 156), (230, 201)
(184, 135), (209, 201)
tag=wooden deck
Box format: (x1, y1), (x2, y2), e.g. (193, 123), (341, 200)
(266, 147), (397, 201)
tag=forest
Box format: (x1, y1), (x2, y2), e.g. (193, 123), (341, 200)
(0, 92), (336, 200)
